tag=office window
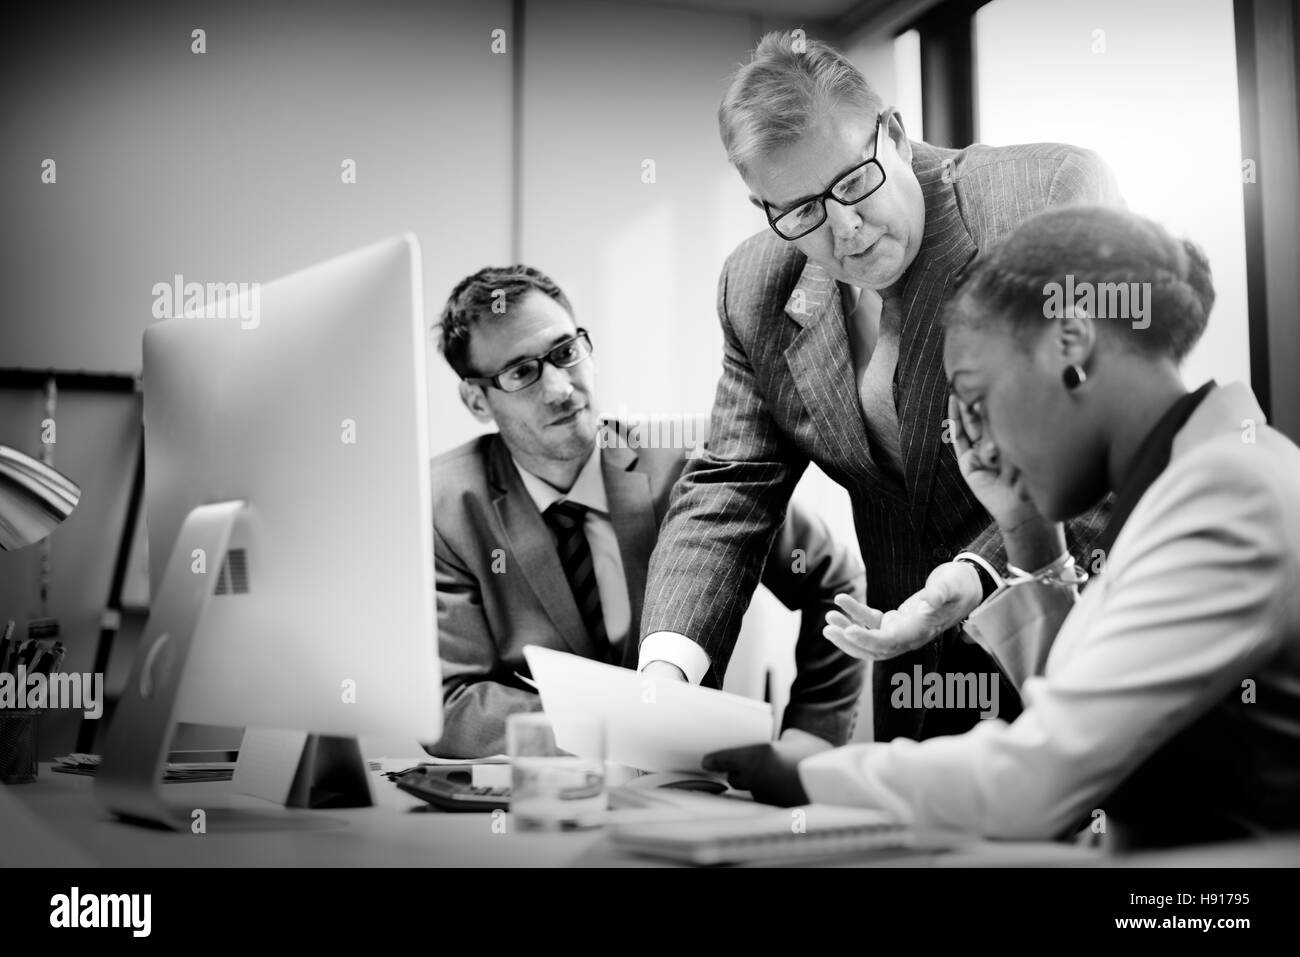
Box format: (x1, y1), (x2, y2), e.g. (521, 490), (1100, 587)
(973, 0), (1249, 390)
(894, 29), (924, 138)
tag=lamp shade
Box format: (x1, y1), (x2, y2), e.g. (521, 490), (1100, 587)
(0, 444), (81, 550)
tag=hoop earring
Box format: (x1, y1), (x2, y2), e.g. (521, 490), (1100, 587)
(1063, 365), (1088, 390)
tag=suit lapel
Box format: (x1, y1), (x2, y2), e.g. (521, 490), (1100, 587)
(601, 443), (657, 668)
(896, 142), (979, 515)
(486, 436), (598, 661)
(782, 261), (907, 504)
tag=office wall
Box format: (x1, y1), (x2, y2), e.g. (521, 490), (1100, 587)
(0, 0), (512, 441)
(518, 0), (758, 420)
(0, 0), (513, 755)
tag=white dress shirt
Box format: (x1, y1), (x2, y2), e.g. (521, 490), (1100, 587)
(638, 282), (906, 684)
(514, 447), (631, 647)
(844, 283), (905, 481)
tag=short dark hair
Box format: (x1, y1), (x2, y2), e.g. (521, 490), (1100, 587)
(944, 205), (1214, 364)
(436, 265), (573, 378)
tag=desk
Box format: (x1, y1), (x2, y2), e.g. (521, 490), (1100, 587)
(2, 763), (1292, 868)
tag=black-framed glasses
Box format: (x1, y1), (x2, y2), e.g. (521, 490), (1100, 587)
(463, 329), (593, 393)
(762, 113), (888, 241)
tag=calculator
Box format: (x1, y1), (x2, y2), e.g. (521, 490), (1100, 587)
(392, 766), (511, 812)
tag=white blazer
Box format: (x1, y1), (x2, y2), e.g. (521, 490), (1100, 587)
(799, 382), (1300, 841)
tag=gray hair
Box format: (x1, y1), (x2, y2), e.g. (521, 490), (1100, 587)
(718, 31), (884, 176)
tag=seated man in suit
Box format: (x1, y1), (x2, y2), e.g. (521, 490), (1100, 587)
(425, 264), (866, 758)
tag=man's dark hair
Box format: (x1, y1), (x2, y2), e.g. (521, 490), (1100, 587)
(437, 265), (573, 378)
(944, 204), (1214, 364)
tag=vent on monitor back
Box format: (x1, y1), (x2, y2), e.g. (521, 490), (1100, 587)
(214, 548), (250, 595)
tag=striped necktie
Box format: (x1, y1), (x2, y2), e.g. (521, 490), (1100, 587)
(543, 500), (613, 663)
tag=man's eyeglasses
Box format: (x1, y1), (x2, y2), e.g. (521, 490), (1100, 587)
(463, 329), (593, 393)
(762, 113), (888, 241)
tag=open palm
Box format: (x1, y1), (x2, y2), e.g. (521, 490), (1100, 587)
(823, 560), (983, 661)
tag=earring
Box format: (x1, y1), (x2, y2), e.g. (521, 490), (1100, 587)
(1063, 365), (1088, 390)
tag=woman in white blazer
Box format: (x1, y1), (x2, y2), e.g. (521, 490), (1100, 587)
(705, 205), (1300, 847)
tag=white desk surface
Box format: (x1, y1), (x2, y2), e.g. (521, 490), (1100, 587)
(2, 763), (1293, 868)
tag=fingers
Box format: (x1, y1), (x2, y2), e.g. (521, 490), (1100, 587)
(948, 394), (973, 458)
(702, 744), (765, 792)
(826, 616), (937, 660)
(823, 624), (877, 661)
(701, 746), (746, 773)
(950, 393), (981, 447)
(949, 394), (1004, 473)
(832, 592), (884, 629)
(825, 610), (854, 630)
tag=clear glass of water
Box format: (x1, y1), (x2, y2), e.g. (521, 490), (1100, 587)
(506, 712), (606, 831)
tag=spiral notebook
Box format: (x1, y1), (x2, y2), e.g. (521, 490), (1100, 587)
(610, 805), (912, 866)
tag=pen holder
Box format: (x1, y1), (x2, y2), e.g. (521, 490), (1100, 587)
(0, 709), (42, 784)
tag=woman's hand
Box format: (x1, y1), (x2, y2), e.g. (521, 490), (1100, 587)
(948, 393), (1039, 531)
(948, 393), (1067, 570)
(703, 729), (832, 806)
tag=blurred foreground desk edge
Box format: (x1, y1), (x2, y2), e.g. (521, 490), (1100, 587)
(1, 763), (1295, 868)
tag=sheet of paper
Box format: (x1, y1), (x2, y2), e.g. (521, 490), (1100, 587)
(523, 645), (774, 772)
(233, 728), (309, 803)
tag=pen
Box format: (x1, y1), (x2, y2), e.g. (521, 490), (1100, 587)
(0, 620), (13, 672)
(31, 643), (59, 677)
(41, 642), (64, 677)
(17, 639), (37, 671)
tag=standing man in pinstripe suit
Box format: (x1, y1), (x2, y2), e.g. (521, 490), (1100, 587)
(638, 31), (1122, 743)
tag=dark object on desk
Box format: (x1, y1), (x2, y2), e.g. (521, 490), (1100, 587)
(627, 770), (728, 794)
(392, 766), (510, 812)
(0, 710), (41, 784)
(50, 751), (236, 783)
(660, 778), (727, 794)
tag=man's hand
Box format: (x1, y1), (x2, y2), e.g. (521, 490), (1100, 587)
(640, 660), (687, 683)
(823, 560), (983, 661)
(702, 729), (832, 806)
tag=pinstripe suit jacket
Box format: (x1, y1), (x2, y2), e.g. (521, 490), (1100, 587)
(642, 139), (1123, 741)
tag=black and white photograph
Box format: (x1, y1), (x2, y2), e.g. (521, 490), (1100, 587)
(1, 0), (1297, 927)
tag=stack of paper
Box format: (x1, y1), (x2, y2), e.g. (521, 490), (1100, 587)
(522, 645), (774, 772)
(52, 753), (235, 783)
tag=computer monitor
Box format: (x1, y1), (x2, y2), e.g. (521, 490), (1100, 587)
(96, 234), (440, 829)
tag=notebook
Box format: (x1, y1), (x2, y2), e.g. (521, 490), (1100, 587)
(610, 805), (911, 865)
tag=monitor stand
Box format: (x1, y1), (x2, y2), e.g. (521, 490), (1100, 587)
(94, 500), (372, 831)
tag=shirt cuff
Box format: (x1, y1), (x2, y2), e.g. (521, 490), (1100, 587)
(954, 551), (1004, 599)
(638, 631), (711, 685)
(796, 744), (894, 812)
